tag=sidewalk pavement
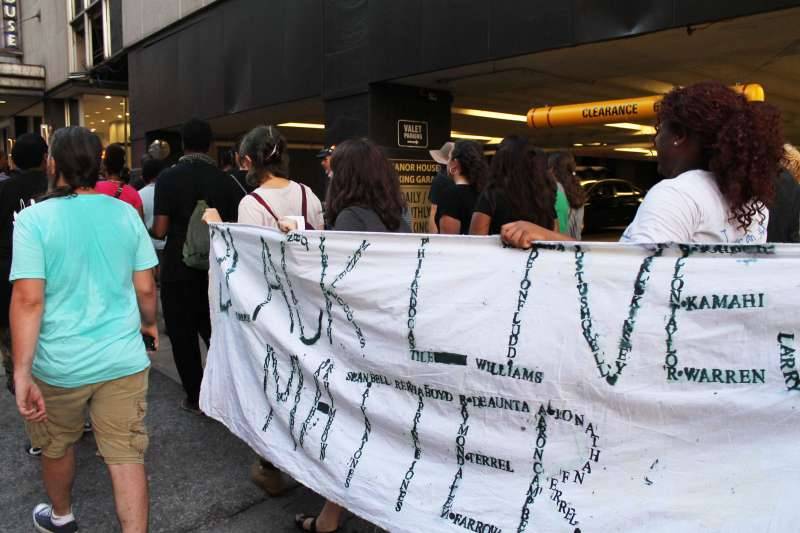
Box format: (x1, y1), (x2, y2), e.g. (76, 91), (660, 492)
(1, 317), (382, 532)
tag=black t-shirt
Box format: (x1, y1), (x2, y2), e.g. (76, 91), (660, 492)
(0, 169), (48, 326)
(767, 170), (800, 243)
(154, 159), (243, 283)
(474, 188), (556, 235)
(428, 169), (453, 205)
(0, 169), (47, 260)
(428, 169), (454, 229)
(437, 184), (479, 235)
(333, 207), (412, 233)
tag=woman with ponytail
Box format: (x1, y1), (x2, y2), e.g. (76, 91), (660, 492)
(236, 125), (324, 230)
(233, 125), (324, 498)
(502, 81), (785, 247)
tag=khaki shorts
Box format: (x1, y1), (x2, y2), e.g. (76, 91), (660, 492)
(26, 369), (149, 465)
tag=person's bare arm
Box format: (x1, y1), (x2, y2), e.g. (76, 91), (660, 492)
(133, 269), (158, 353)
(137, 205), (145, 221)
(438, 215), (462, 235)
(427, 204), (439, 233)
(469, 212), (491, 235)
(501, 221), (574, 249)
(10, 279), (47, 422)
(150, 215), (169, 240)
(202, 208), (222, 224)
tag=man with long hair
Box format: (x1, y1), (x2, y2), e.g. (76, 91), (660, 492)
(11, 127), (158, 532)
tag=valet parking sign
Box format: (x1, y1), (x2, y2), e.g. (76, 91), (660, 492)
(201, 225), (800, 533)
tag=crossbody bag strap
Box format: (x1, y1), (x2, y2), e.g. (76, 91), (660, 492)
(299, 183), (314, 230)
(248, 191), (280, 223)
(114, 184), (124, 198)
(300, 183), (308, 216)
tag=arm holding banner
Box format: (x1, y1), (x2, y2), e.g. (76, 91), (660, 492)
(501, 221), (574, 248)
(202, 208), (222, 224)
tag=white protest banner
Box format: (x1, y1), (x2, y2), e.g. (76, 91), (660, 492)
(200, 224), (800, 533)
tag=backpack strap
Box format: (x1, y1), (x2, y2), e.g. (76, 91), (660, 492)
(248, 192), (280, 223)
(114, 183), (124, 198)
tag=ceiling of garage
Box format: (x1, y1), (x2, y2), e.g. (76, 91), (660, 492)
(207, 7), (800, 161)
(396, 6), (800, 157)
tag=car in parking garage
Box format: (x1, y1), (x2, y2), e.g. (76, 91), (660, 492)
(581, 178), (644, 232)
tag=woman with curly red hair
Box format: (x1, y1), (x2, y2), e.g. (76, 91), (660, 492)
(502, 81), (785, 246)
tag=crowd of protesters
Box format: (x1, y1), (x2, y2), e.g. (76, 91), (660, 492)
(2, 81), (799, 532)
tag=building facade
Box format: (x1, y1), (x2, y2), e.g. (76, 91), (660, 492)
(121, 0), (800, 229)
(6, 0), (800, 230)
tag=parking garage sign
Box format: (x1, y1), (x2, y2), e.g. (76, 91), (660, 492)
(392, 158), (438, 232)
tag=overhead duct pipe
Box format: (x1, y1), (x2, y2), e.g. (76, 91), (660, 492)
(526, 83), (765, 128)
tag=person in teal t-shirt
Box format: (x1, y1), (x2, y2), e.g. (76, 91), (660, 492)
(12, 193), (156, 385)
(10, 126), (158, 533)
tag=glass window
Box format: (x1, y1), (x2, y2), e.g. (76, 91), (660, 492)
(71, 18), (87, 71)
(72, 0), (84, 19)
(71, 0), (109, 70)
(81, 95), (131, 164)
(88, 4), (104, 66)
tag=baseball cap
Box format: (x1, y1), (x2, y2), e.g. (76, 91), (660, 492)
(429, 142), (454, 165)
(316, 145), (335, 158)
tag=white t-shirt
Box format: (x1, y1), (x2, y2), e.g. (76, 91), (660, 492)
(621, 169), (769, 244)
(139, 183), (166, 251)
(237, 180), (324, 230)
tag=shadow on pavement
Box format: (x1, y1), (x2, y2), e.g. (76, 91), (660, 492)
(0, 369), (381, 532)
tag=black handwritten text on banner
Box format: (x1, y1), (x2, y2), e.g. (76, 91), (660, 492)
(201, 225), (800, 533)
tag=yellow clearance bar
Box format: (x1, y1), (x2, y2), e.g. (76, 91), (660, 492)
(527, 84), (765, 128)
